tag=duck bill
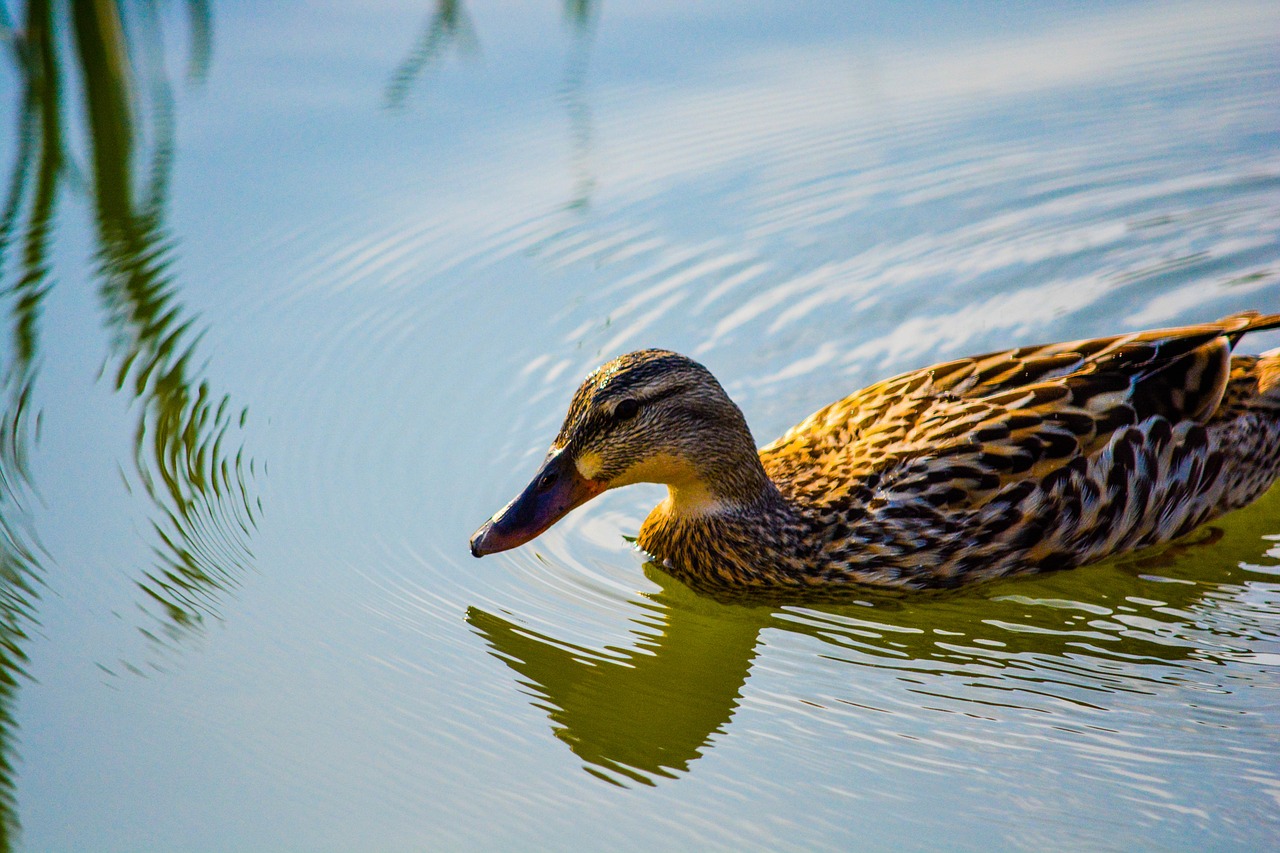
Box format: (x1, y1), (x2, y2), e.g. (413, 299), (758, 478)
(470, 450), (606, 557)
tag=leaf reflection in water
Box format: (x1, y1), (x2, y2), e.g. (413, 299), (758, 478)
(0, 0), (258, 846)
(469, 485), (1280, 788)
(68, 0), (259, 645)
(384, 0), (479, 111)
(386, 0), (599, 209)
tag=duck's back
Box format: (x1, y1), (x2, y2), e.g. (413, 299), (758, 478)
(757, 313), (1280, 587)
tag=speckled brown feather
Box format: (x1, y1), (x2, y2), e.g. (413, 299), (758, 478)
(520, 313), (1280, 591)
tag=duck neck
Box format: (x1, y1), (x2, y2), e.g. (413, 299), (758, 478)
(657, 451), (780, 522)
(637, 452), (796, 586)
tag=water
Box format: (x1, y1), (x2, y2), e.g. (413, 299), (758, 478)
(3, 1), (1280, 850)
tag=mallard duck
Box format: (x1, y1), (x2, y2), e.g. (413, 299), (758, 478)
(470, 312), (1280, 590)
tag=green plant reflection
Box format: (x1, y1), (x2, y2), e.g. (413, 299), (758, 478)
(469, 486), (1280, 787)
(388, 0), (598, 208)
(0, 1), (257, 845)
(72, 1), (259, 641)
(385, 0), (478, 110)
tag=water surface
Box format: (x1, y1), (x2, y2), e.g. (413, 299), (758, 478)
(2, 1), (1280, 850)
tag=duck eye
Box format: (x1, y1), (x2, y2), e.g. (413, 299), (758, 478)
(614, 398), (640, 421)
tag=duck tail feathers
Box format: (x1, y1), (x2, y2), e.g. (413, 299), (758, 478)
(1220, 311), (1280, 347)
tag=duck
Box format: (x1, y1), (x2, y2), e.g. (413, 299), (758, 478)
(470, 312), (1280, 590)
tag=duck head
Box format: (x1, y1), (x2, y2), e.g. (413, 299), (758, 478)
(470, 349), (766, 556)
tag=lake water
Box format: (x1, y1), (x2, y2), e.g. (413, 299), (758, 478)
(3, 1), (1280, 850)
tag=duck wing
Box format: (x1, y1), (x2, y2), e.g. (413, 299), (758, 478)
(764, 312), (1280, 511)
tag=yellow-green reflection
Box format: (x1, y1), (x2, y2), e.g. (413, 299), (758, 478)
(469, 581), (761, 786)
(0, 1), (256, 846)
(53, 0), (257, 638)
(74, 0), (259, 641)
(470, 485), (1280, 787)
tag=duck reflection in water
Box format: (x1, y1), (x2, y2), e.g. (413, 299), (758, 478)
(468, 569), (761, 787)
(469, 485), (1280, 785)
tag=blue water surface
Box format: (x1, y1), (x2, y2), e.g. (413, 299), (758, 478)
(2, 1), (1279, 850)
